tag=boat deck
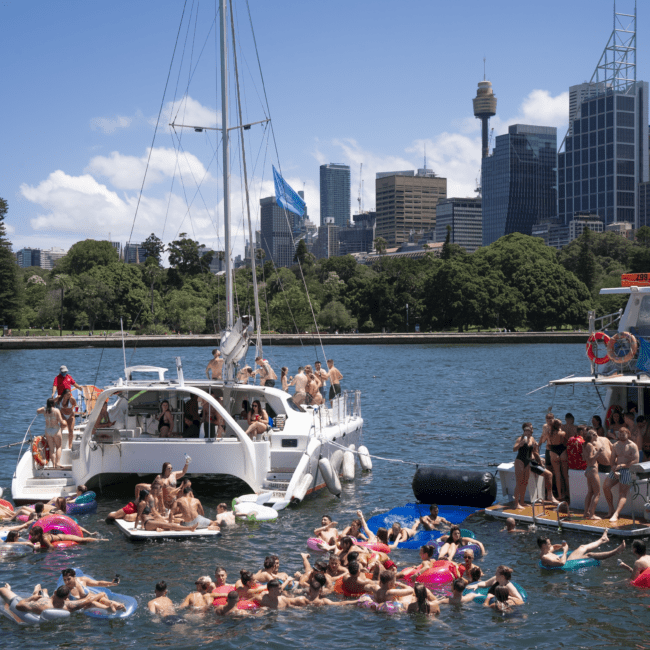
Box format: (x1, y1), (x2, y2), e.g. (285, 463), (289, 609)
(485, 502), (650, 537)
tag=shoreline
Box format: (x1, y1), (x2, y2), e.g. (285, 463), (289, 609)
(0, 331), (587, 350)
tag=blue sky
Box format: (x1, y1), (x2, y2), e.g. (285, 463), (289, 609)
(0, 0), (645, 258)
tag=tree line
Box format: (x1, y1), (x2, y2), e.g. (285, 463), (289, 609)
(1, 195), (646, 334)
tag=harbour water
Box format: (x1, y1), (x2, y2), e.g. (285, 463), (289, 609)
(0, 343), (646, 648)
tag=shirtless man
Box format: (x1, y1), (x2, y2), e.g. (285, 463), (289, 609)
(313, 514), (339, 544)
(305, 369), (324, 405)
(0, 582), (103, 620)
(60, 568), (125, 613)
(169, 487), (219, 529)
(290, 578), (356, 608)
(538, 531), (625, 567)
(314, 361), (328, 401)
(295, 555), (330, 588)
(325, 359), (343, 405)
(339, 560), (374, 597)
(254, 579), (294, 610)
(253, 357), (277, 387)
(206, 349), (224, 380)
(289, 367), (308, 406)
(500, 517), (527, 533)
(214, 503), (236, 526)
(237, 366), (254, 384)
(419, 504), (451, 530)
(436, 578), (477, 605)
(213, 590), (249, 617)
(179, 576), (214, 611)
(363, 571), (414, 610)
(618, 540), (650, 581)
(147, 581), (176, 618)
(564, 413), (577, 439)
(253, 555), (290, 584)
(603, 427), (640, 523)
(630, 414), (646, 457)
(582, 430), (604, 520)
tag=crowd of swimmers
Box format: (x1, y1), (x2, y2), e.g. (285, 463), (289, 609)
(512, 409), (646, 522)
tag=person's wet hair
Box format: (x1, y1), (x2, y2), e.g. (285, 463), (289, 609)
(263, 555), (278, 570)
(565, 413), (574, 421)
(314, 560), (328, 572)
(379, 571), (394, 585)
(347, 561), (360, 576)
(6, 531), (19, 542)
(61, 568), (76, 578)
(633, 540), (646, 556)
(239, 570), (254, 585)
(313, 573), (327, 588)
(54, 585), (70, 599)
(414, 584), (428, 612)
(536, 537), (549, 548)
(155, 581), (167, 593)
(469, 566), (483, 582)
(376, 528), (388, 544)
(227, 590), (239, 602)
(266, 579), (281, 590)
(34, 503), (44, 514)
(494, 585), (510, 603)
(497, 565), (513, 580)
(421, 545), (435, 558)
(452, 578), (467, 593)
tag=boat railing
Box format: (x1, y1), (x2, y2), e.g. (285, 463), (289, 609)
(323, 390), (361, 426)
(14, 415), (38, 478)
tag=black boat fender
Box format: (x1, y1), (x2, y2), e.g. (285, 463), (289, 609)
(412, 466), (497, 508)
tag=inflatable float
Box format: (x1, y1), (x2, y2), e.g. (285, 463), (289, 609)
(469, 581), (528, 605)
(0, 499), (14, 513)
(55, 568), (137, 619)
(412, 467), (497, 508)
(67, 492), (98, 516)
(632, 568), (650, 588)
(114, 518), (222, 540)
(233, 501), (278, 522)
(402, 560), (461, 586)
(0, 543), (33, 559)
(539, 550), (600, 571)
(0, 593), (70, 626)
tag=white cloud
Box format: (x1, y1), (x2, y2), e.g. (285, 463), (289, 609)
(90, 114), (133, 134)
(156, 97), (220, 132)
(86, 147), (212, 191)
(5, 223), (15, 235)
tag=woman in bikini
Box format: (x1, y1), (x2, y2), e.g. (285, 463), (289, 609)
(137, 507), (198, 532)
(359, 571), (414, 611)
(281, 367), (289, 392)
(157, 400), (175, 438)
(386, 521), (420, 549)
(438, 525), (487, 560)
(37, 398), (67, 469)
(29, 525), (107, 551)
(235, 570), (266, 599)
(608, 410), (624, 442)
(407, 584), (439, 616)
(159, 459), (190, 510)
(244, 400), (269, 439)
(56, 389), (77, 449)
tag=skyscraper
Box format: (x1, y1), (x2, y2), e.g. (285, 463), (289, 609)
(557, 4), (649, 227)
(435, 198), (482, 253)
(124, 242), (148, 264)
(482, 125), (557, 246)
(260, 195), (296, 268)
(375, 170), (447, 246)
(16, 248), (41, 268)
(320, 163), (350, 228)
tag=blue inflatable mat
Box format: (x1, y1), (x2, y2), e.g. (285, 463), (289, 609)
(469, 581), (528, 605)
(366, 503), (481, 535)
(395, 528), (476, 550)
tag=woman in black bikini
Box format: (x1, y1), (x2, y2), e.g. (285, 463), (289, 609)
(157, 400), (175, 438)
(548, 418), (569, 501)
(513, 425), (535, 509)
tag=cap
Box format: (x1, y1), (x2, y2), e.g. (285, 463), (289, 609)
(60, 365), (68, 373)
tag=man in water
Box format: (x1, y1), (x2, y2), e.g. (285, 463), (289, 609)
(290, 577), (356, 608)
(419, 504), (451, 530)
(206, 349), (224, 380)
(147, 581), (177, 618)
(325, 359), (343, 405)
(618, 540), (650, 581)
(179, 576), (214, 611)
(213, 590), (249, 617)
(500, 517), (527, 533)
(254, 579), (294, 610)
(339, 560), (374, 596)
(538, 531), (625, 567)
(0, 582), (103, 618)
(603, 427), (639, 523)
(289, 367), (308, 406)
(51, 365), (82, 399)
(436, 578), (477, 605)
(253, 555), (291, 584)
(213, 503), (236, 526)
(169, 487), (219, 530)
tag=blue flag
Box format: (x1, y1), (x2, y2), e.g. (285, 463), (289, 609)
(273, 166), (305, 217)
(637, 337), (650, 374)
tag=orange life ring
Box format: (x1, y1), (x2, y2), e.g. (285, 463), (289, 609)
(605, 404), (623, 430)
(32, 436), (50, 467)
(586, 332), (611, 365)
(606, 331), (638, 364)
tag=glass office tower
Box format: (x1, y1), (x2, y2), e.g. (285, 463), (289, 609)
(320, 163), (351, 228)
(557, 82), (649, 227)
(482, 124), (557, 246)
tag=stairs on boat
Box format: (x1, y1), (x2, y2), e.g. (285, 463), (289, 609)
(22, 471), (76, 498)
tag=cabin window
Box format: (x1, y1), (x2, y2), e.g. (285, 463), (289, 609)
(635, 295), (650, 337)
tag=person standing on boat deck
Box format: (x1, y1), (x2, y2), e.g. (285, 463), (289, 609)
(325, 359), (343, 404)
(545, 419), (569, 501)
(564, 413), (577, 439)
(56, 388), (77, 449)
(592, 415), (605, 438)
(514, 423), (557, 506)
(280, 367), (289, 391)
(618, 540), (650, 581)
(590, 430), (613, 474)
(157, 400), (175, 438)
(51, 365), (82, 399)
(603, 427), (639, 523)
(184, 394), (200, 426)
(253, 356), (277, 387)
(289, 367), (308, 405)
(631, 414), (646, 456)
(608, 410), (624, 442)
(582, 430), (603, 520)
(37, 398), (67, 469)
(305, 368), (324, 405)
(566, 425), (587, 470)
(206, 349), (224, 380)
(237, 366), (254, 384)
(314, 361), (328, 401)
(107, 391), (128, 430)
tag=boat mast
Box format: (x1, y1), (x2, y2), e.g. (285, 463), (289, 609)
(220, 0), (233, 330)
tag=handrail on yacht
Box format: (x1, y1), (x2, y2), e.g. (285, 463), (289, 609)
(13, 414), (38, 479)
(555, 501), (568, 533)
(531, 498), (545, 526)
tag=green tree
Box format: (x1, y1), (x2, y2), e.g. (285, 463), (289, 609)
(0, 197), (23, 327)
(55, 239), (119, 275)
(268, 285), (317, 332)
(293, 239), (314, 267)
(317, 300), (357, 332)
(141, 233), (165, 265)
(575, 227), (598, 294)
(636, 226), (650, 248)
(168, 234), (213, 275)
(373, 237), (387, 256)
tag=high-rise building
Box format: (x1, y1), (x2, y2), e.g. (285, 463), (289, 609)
(339, 211), (377, 256)
(314, 218), (340, 259)
(41, 247), (66, 270)
(557, 4), (649, 228)
(482, 125), (557, 246)
(375, 170), (447, 247)
(320, 163), (350, 228)
(568, 213), (604, 241)
(639, 181), (650, 228)
(124, 242), (147, 264)
(110, 241), (122, 258)
(532, 219), (570, 250)
(435, 198), (482, 253)
(260, 195), (296, 268)
(16, 248), (41, 268)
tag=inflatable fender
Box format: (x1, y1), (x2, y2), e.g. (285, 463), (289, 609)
(292, 474), (314, 503)
(234, 502), (278, 522)
(330, 449), (344, 475)
(357, 446), (372, 471)
(632, 568), (650, 588)
(318, 457), (342, 498)
(341, 451), (355, 481)
(56, 568), (137, 618)
(469, 581), (528, 605)
(412, 466), (497, 508)
(539, 550), (600, 571)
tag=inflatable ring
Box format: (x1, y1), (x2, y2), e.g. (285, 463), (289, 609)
(376, 600), (404, 614)
(586, 331), (611, 365)
(605, 404), (623, 430)
(306, 537), (329, 552)
(606, 331), (638, 364)
(237, 599), (259, 610)
(356, 594), (376, 609)
(632, 568), (650, 589)
(36, 514), (83, 537)
(75, 491), (97, 504)
(32, 436), (50, 468)
(0, 543), (33, 558)
(211, 584), (235, 605)
(356, 541), (391, 554)
(405, 560), (460, 586)
(539, 551), (600, 571)
(67, 500), (97, 516)
(0, 499), (14, 512)
(438, 542), (482, 562)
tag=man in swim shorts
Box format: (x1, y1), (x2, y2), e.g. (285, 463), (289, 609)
(325, 359), (343, 405)
(537, 531), (625, 567)
(169, 487), (219, 529)
(179, 576), (214, 611)
(0, 582), (103, 617)
(206, 349), (224, 380)
(60, 568), (125, 613)
(147, 581), (177, 618)
(214, 503), (236, 526)
(603, 427), (640, 523)
(618, 540), (650, 581)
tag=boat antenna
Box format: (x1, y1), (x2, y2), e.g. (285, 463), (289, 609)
(230, 0), (263, 357)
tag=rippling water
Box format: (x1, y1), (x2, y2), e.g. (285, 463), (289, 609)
(0, 343), (647, 648)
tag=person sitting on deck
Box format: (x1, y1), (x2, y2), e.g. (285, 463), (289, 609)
(243, 400), (269, 439)
(537, 531), (625, 568)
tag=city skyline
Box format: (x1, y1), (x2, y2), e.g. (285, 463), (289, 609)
(1, 0), (644, 257)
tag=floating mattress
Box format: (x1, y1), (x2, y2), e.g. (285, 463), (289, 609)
(0, 543), (33, 559)
(366, 503), (482, 536)
(0, 592), (70, 626)
(115, 519), (222, 540)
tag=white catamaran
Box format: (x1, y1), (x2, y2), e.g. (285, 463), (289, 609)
(12, 0), (369, 509)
